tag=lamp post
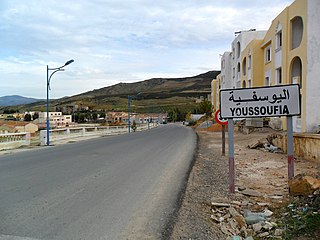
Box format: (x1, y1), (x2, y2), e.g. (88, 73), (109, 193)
(46, 59), (74, 146)
(127, 93), (141, 133)
(147, 99), (150, 129)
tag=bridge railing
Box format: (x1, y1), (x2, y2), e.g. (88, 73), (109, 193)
(39, 123), (157, 146)
(0, 132), (31, 150)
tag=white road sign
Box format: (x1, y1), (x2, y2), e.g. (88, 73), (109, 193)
(220, 84), (301, 118)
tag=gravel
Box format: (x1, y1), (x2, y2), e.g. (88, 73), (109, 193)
(170, 130), (230, 239)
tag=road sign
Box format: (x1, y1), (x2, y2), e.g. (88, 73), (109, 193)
(215, 109), (228, 125)
(220, 84), (301, 118)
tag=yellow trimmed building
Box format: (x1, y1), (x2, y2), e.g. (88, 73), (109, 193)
(213, 0), (320, 133)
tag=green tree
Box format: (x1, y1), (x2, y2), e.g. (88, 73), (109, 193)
(92, 112), (98, 121)
(199, 99), (212, 117)
(24, 113), (32, 121)
(32, 112), (39, 120)
(199, 100), (212, 128)
(131, 120), (137, 132)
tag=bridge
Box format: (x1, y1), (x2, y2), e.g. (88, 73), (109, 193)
(0, 123), (157, 150)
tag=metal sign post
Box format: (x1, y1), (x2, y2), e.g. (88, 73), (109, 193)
(287, 116), (294, 179)
(222, 125), (225, 156)
(228, 119), (235, 193)
(220, 84), (301, 193)
(215, 109), (228, 156)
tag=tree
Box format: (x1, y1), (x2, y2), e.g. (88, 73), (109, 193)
(199, 100), (212, 128)
(32, 112), (39, 120)
(92, 112), (98, 121)
(24, 113), (32, 121)
(131, 120), (137, 132)
(199, 99), (212, 117)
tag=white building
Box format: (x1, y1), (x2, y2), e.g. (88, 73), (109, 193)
(38, 112), (72, 128)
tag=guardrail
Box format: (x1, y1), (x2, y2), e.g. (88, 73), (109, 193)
(39, 123), (157, 146)
(0, 132), (31, 150)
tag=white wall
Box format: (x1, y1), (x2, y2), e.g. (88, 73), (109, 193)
(221, 52), (232, 89)
(306, 0), (320, 132)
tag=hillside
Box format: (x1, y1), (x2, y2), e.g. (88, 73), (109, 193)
(0, 95), (42, 107)
(6, 70), (220, 112)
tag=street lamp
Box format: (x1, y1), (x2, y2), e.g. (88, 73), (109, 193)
(127, 92), (141, 133)
(46, 59), (74, 146)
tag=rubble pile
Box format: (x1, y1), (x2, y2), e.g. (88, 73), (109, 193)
(209, 174), (320, 239)
(247, 134), (283, 153)
(210, 198), (283, 239)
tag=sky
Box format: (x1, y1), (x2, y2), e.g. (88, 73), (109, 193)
(0, 0), (293, 99)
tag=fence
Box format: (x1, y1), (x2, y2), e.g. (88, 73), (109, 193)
(0, 132), (31, 150)
(39, 123), (155, 146)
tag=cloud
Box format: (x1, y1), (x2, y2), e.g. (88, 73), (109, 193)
(0, 0), (293, 98)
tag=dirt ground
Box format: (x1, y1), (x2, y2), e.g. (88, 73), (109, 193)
(170, 126), (320, 239)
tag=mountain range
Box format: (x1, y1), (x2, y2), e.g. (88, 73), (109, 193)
(1, 70), (220, 112)
(0, 95), (42, 107)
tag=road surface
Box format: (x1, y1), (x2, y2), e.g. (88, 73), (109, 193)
(0, 124), (196, 240)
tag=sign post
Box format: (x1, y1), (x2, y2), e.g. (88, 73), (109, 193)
(220, 84), (301, 193)
(215, 109), (228, 156)
(228, 119), (235, 193)
(287, 116), (294, 179)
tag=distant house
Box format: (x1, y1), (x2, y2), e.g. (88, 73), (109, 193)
(38, 112), (72, 128)
(0, 120), (38, 134)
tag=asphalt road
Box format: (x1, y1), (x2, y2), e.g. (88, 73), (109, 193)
(0, 124), (196, 240)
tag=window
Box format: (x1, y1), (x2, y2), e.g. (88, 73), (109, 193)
(236, 42), (241, 58)
(248, 55), (252, 69)
(265, 77), (270, 86)
(291, 16), (303, 50)
(233, 68), (235, 78)
(276, 31), (282, 50)
(276, 67), (282, 84)
(248, 79), (252, 88)
(265, 46), (271, 62)
(242, 57), (247, 76)
(232, 45), (235, 59)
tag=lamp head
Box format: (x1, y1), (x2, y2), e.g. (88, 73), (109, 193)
(64, 59), (74, 66)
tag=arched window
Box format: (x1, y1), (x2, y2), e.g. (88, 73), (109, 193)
(291, 57), (302, 88)
(236, 42), (241, 58)
(242, 80), (246, 88)
(242, 57), (247, 76)
(291, 16), (303, 49)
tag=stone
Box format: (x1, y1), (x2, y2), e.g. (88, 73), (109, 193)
(229, 207), (241, 217)
(231, 236), (242, 240)
(241, 200), (249, 206)
(229, 219), (239, 231)
(258, 232), (270, 237)
(240, 189), (263, 197)
(289, 174), (320, 196)
(232, 200), (242, 206)
(274, 228), (283, 236)
(211, 202), (230, 207)
(220, 223), (231, 235)
(244, 237), (254, 240)
(262, 221), (273, 230)
(240, 226), (248, 238)
(252, 222), (262, 232)
(234, 215), (247, 229)
(257, 202), (269, 207)
(263, 209), (273, 217)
